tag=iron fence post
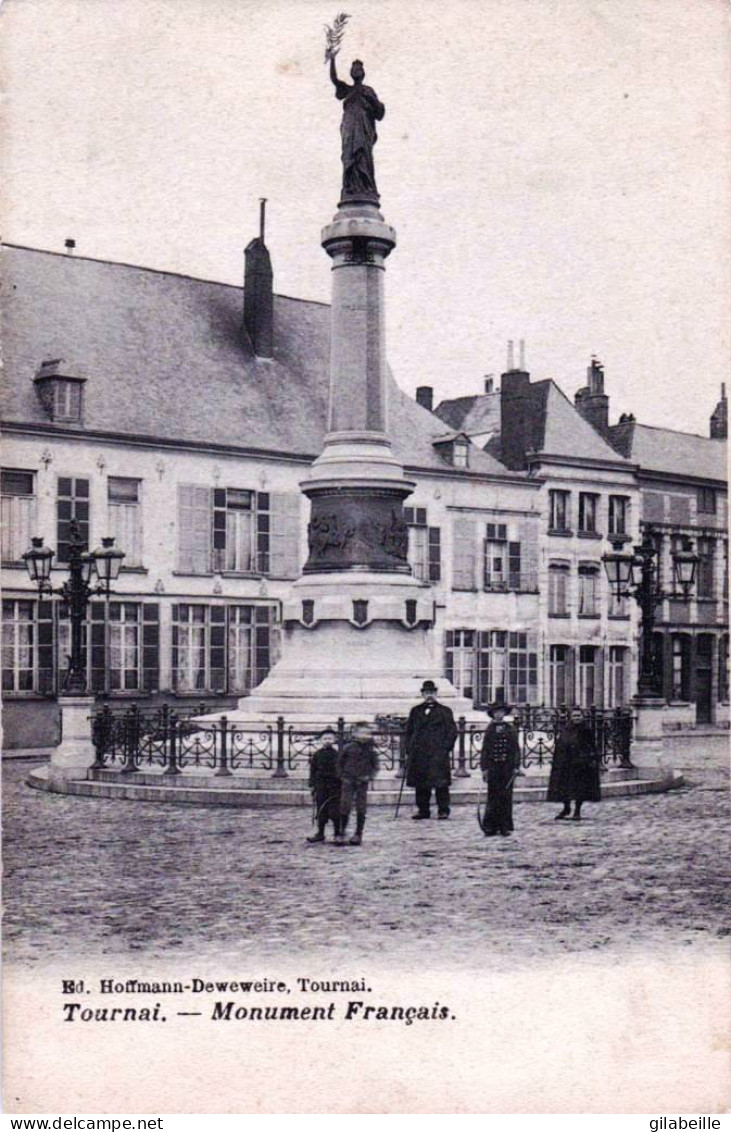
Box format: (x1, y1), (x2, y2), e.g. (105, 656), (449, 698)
(165, 710), (181, 776)
(273, 715), (288, 778)
(455, 716), (469, 777)
(216, 715), (232, 777)
(121, 704), (140, 774)
(89, 705), (110, 771)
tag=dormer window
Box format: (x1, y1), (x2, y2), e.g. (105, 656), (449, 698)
(433, 431), (471, 468)
(452, 438), (470, 468)
(34, 360), (86, 423)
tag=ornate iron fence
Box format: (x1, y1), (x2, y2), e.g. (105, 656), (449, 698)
(90, 704), (633, 778)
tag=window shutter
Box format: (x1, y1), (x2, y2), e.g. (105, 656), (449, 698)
(178, 486), (211, 573)
(268, 492), (301, 579)
(210, 605), (226, 692)
(565, 646), (576, 706)
(256, 493), (270, 574)
(428, 527), (441, 582)
(90, 602), (106, 693)
(171, 605), (180, 690)
(452, 518), (477, 591)
(142, 604), (160, 692)
(526, 629), (539, 704)
(37, 600), (55, 695)
(595, 647), (605, 708)
(519, 520), (538, 592)
(212, 488), (227, 572)
(254, 605), (274, 685)
(508, 542), (522, 590)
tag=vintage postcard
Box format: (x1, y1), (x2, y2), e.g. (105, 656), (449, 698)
(1, 0), (729, 1116)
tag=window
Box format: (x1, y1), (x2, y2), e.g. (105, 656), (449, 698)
(483, 523), (507, 591)
(578, 565), (599, 617)
(608, 646), (628, 707)
(608, 496), (629, 537)
(108, 477), (141, 568)
(173, 605), (223, 693)
(578, 493), (598, 535)
(228, 605), (280, 695)
(445, 629), (476, 701)
(609, 587), (629, 618)
(404, 507), (441, 583)
(58, 602), (159, 693)
(549, 645), (574, 707)
(578, 645), (602, 708)
(446, 629), (538, 706)
(1, 470), (36, 563)
(108, 603), (141, 691)
(671, 635), (690, 700)
(57, 477), (90, 562)
(452, 439), (469, 468)
(549, 563), (570, 616)
(2, 599), (35, 692)
(696, 538), (715, 599)
(215, 488), (256, 573)
(698, 487), (716, 515)
(549, 490), (570, 533)
(52, 380), (83, 422)
(179, 487), (298, 579)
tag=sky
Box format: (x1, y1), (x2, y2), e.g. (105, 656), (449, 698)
(2, 0), (730, 437)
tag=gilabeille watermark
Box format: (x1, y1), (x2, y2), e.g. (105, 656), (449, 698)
(649, 1119), (721, 1131)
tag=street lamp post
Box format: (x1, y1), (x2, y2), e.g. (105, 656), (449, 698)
(22, 519), (125, 695)
(603, 527), (698, 699)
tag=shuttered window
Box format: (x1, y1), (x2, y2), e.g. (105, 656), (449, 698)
(405, 507), (440, 583)
(549, 644), (575, 707)
(57, 477), (89, 562)
(178, 486), (212, 574)
(549, 563), (570, 615)
(228, 605), (280, 694)
(452, 518), (477, 591)
(108, 477), (141, 567)
(268, 492), (301, 579)
(2, 599), (36, 692)
(1, 470), (36, 564)
(57, 601), (159, 694)
(445, 628), (538, 707)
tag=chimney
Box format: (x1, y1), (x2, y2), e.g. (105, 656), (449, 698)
(710, 382), (728, 439)
(484, 376), (494, 394)
(499, 343), (532, 469)
(416, 385), (434, 412)
(64, 238), (76, 255)
(574, 356), (609, 435)
(243, 198), (274, 358)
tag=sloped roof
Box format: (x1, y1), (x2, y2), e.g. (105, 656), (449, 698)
(540, 382), (629, 463)
(0, 245), (508, 478)
(609, 420), (727, 484)
(435, 392), (500, 436)
(437, 379), (629, 466)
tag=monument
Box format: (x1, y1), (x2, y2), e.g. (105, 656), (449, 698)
(218, 19), (473, 724)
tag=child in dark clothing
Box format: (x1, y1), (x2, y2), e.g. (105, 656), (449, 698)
(307, 728), (342, 843)
(335, 721), (379, 846)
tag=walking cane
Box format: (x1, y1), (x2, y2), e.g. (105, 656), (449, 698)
(393, 752), (411, 820)
(476, 779), (486, 832)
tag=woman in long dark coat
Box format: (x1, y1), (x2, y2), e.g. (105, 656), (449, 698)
(480, 704), (521, 837)
(547, 708), (602, 821)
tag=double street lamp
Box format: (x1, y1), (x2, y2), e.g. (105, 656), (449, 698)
(602, 527), (698, 699)
(22, 518), (125, 695)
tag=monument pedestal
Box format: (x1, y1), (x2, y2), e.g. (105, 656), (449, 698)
(49, 695), (96, 784)
(204, 196), (476, 730)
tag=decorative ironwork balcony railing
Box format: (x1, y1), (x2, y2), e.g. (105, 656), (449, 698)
(90, 704), (633, 779)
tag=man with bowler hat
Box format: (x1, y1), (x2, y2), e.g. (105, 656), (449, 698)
(404, 680), (458, 820)
(480, 703), (521, 836)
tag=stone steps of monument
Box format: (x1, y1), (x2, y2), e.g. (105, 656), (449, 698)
(28, 765), (683, 806)
(89, 766), (641, 789)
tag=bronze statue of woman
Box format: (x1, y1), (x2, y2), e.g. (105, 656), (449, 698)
(329, 56), (385, 201)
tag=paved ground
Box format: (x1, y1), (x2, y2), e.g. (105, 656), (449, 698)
(3, 743), (729, 971)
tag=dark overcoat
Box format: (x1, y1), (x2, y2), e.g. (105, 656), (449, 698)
(480, 721), (521, 834)
(405, 701), (458, 790)
(547, 722), (602, 803)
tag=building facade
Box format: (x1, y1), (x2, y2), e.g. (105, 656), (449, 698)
(1, 244), (726, 746)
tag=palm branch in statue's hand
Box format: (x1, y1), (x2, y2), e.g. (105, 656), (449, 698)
(324, 12), (350, 63)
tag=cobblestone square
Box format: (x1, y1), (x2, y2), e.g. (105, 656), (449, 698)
(3, 745), (729, 971)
